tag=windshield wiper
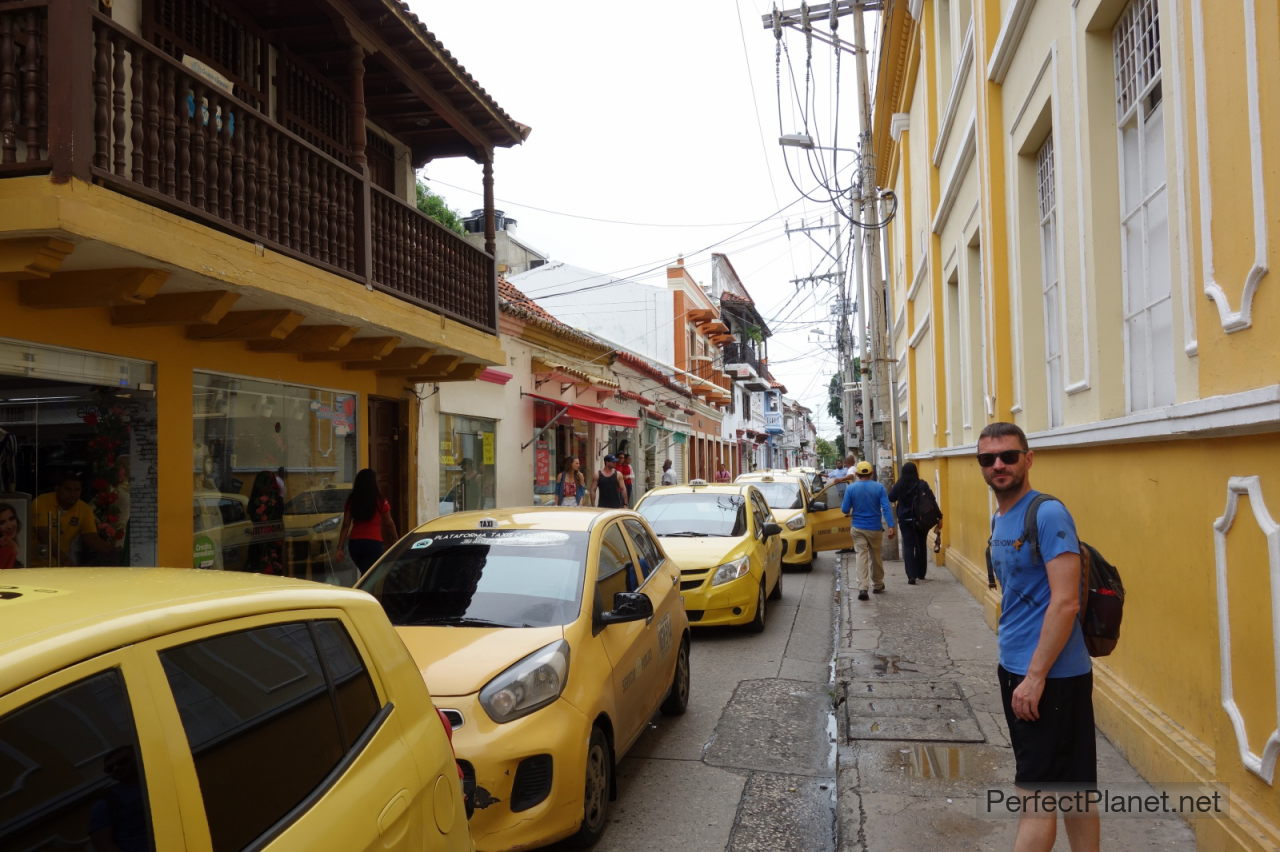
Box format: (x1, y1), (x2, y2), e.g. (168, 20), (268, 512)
(660, 531), (712, 537)
(411, 616), (516, 628)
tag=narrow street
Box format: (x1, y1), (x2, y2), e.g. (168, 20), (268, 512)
(547, 554), (841, 852)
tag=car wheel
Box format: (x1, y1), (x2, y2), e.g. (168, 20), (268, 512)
(566, 726), (612, 848)
(800, 538), (816, 571)
(660, 636), (691, 716)
(769, 566), (783, 600)
(746, 579), (767, 633)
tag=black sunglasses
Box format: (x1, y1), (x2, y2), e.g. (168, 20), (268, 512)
(976, 449), (1028, 467)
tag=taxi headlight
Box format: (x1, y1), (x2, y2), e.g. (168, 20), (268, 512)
(479, 640), (570, 723)
(312, 516), (342, 534)
(785, 514), (807, 531)
(711, 556), (751, 586)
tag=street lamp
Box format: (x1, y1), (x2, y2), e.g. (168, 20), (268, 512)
(778, 133), (815, 148)
(778, 133), (860, 154)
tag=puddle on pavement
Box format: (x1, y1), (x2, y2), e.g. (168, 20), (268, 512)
(899, 744), (976, 780)
(872, 653), (918, 675)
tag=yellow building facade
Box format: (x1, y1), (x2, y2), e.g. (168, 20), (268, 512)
(875, 0), (1279, 846)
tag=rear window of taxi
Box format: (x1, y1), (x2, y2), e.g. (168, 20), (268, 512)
(359, 529), (589, 628)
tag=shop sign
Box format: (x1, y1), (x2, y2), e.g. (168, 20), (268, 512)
(193, 535), (217, 570)
(482, 432), (495, 465)
(534, 441), (550, 486)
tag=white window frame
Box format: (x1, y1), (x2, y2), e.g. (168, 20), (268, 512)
(1114, 0), (1174, 412)
(1037, 135), (1065, 428)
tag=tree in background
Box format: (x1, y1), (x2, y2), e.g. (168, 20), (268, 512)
(416, 182), (466, 235)
(827, 374), (843, 431)
(815, 437), (839, 469)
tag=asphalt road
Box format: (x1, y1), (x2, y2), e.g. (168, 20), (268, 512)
(546, 551), (841, 852)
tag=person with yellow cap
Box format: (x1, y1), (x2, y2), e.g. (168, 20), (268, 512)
(840, 460), (896, 601)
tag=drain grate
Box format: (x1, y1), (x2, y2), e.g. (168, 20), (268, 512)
(842, 680), (985, 742)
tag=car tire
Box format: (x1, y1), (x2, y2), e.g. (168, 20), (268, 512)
(660, 636), (691, 716)
(800, 538), (816, 571)
(769, 567), (783, 600)
(746, 580), (767, 633)
(566, 726), (613, 848)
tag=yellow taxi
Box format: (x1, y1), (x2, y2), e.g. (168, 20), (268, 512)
(356, 508), (691, 852)
(634, 481), (783, 631)
(736, 471), (852, 570)
(0, 569), (472, 851)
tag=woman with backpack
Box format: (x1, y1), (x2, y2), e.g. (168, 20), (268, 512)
(336, 468), (399, 574)
(888, 461), (942, 584)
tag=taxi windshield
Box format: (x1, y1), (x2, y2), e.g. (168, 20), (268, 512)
(749, 482), (803, 510)
(358, 529), (588, 628)
(637, 493), (747, 537)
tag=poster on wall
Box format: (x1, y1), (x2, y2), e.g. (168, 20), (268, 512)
(482, 432), (495, 466)
(0, 493), (30, 570)
(534, 441), (550, 487)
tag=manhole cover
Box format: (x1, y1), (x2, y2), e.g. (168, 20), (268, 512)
(842, 680), (985, 742)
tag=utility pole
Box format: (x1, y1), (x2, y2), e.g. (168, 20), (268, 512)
(765, 1), (890, 467)
(850, 6), (890, 472)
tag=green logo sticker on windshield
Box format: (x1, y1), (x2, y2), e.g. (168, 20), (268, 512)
(411, 538), (433, 550)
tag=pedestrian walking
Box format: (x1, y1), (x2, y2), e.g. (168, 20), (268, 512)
(591, 454), (628, 509)
(660, 458), (677, 486)
(555, 457), (587, 506)
(614, 452), (634, 503)
(888, 461), (941, 584)
(337, 468), (398, 574)
(840, 460), (895, 601)
(978, 422), (1098, 851)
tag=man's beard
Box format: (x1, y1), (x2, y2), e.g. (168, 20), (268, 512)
(985, 469), (1025, 495)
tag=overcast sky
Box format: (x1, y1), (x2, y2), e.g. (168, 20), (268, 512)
(411, 0), (880, 439)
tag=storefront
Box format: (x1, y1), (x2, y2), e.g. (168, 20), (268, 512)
(525, 393), (638, 504)
(437, 413), (498, 514)
(191, 373), (359, 583)
(0, 338), (157, 569)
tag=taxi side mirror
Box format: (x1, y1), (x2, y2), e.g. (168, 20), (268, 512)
(761, 522), (783, 539)
(808, 501), (827, 512)
(601, 591), (653, 625)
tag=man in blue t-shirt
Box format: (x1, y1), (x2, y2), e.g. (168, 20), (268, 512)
(841, 460), (896, 601)
(979, 422), (1098, 851)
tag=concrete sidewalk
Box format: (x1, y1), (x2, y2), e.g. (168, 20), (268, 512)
(833, 552), (1197, 851)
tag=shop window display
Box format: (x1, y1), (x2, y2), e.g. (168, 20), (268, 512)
(438, 414), (496, 514)
(193, 374), (357, 584)
(0, 373), (157, 569)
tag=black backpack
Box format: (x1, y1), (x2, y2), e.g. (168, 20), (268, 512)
(910, 483), (943, 532)
(984, 494), (1125, 657)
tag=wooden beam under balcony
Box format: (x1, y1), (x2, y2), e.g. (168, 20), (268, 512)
(111, 292), (240, 326)
(19, 269), (168, 308)
(249, 326), (358, 355)
(443, 363), (487, 382)
(186, 311), (305, 341)
(345, 347), (434, 371)
(401, 354), (462, 382)
(301, 337), (401, 362)
(0, 238), (75, 281)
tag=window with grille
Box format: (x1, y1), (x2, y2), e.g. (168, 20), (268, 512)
(1037, 135), (1064, 428)
(1114, 0), (1173, 412)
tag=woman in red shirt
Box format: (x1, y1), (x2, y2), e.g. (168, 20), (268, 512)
(336, 468), (398, 573)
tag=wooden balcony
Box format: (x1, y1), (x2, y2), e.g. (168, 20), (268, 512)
(0, 0), (497, 333)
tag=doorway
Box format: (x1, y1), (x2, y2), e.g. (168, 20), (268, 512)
(368, 397), (406, 535)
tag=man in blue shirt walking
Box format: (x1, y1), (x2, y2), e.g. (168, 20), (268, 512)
(841, 460), (895, 601)
(980, 421), (1098, 851)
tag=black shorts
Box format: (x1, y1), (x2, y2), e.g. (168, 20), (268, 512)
(998, 665), (1097, 787)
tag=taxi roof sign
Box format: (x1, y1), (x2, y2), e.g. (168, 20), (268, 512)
(478, 517), (498, 528)
(688, 478), (708, 487)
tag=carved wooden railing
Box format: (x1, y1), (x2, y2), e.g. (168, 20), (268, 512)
(0, 0), (496, 333)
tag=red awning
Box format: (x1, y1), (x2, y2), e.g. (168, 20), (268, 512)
(526, 393), (640, 428)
